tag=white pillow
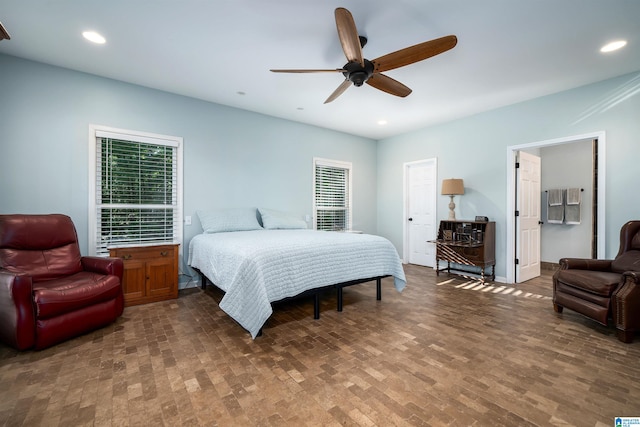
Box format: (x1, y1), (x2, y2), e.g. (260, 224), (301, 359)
(197, 208), (262, 233)
(258, 208), (307, 230)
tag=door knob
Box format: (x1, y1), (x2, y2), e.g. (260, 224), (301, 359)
(538, 221), (544, 225)
(408, 218), (413, 221)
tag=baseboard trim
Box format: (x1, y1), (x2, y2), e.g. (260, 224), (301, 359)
(541, 261), (560, 271)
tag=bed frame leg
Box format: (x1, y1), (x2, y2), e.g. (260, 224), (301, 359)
(337, 286), (343, 312)
(376, 277), (381, 301)
(313, 292), (320, 319)
(200, 271), (207, 290)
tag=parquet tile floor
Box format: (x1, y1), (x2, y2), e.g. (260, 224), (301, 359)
(1, 264), (639, 426)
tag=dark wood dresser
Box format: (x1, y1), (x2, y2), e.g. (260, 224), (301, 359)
(432, 220), (496, 283)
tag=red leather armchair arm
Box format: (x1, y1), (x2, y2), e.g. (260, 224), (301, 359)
(81, 256), (124, 281)
(559, 258), (613, 271)
(0, 271), (36, 350)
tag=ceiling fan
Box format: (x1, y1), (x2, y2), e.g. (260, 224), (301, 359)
(270, 7), (457, 103)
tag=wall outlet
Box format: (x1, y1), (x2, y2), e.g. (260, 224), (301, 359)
(305, 214), (311, 222)
(185, 215), (192, 225)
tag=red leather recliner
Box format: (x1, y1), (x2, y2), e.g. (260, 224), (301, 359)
(0, 214), (124, 350)
(553, 220), (640, 343)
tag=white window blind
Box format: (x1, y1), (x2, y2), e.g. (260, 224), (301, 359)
(89, 126), (183, 256)
(313, 158), (352, 231)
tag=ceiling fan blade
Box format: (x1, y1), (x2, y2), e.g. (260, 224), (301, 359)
(270, 69), (346, 73)
(0, 21), (10, 41)
(372, 35), (457, 73)
(366, 73), (412, 97)
(335, 7), (364, 66)
(324, 79), (352, 104)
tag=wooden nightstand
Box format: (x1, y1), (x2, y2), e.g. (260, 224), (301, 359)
(109, 243), (179, 307)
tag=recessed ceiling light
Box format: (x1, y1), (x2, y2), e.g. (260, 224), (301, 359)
(82, 31), (106, 44)
(377, 120), (388, 126)
(236, 91), (246, 95)
(600, 40), (627, 53)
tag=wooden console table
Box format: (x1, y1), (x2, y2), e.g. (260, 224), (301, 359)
(431, 220), (496, 283)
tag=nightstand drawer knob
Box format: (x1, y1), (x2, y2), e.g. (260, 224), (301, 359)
(160, 251), (168, 256)
(122, 254), (132, 260)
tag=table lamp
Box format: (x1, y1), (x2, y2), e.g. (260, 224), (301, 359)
(441, 178), (464, 220)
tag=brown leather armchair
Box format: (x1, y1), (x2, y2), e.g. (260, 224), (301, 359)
(553, 220), (640, 343)
(0, 214), (124, 350)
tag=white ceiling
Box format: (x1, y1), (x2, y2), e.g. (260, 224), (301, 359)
(1, 1), (639, 140)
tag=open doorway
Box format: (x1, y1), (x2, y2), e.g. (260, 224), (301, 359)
(505, 132), (606, 284)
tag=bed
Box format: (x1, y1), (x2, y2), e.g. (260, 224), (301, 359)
(187, 210), (406, 338)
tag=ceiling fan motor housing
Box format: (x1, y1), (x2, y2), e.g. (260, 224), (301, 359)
(343, 59), (374, 86)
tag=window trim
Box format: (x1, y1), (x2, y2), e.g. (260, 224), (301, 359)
(312, 157), (353, 231)
(88, 124), (184, 256)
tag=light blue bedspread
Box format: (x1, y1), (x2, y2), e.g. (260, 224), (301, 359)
(188, 229), (406, 338)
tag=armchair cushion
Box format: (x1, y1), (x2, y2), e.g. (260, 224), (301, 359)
(554, 270), (621, 297)
(33, 272), (122, 319)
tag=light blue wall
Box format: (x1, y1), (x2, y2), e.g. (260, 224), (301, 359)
(377, 71), (640, 278)
(3, 53), (640, 283)
(0, 54), (377, 275)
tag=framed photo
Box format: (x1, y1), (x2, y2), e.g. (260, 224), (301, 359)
(443, 230), (453, 241)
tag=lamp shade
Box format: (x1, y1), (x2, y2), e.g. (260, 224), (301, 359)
(441, 179), (464, 195)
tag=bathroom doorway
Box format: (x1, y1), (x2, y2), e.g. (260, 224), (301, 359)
(505, 132), (606, 284)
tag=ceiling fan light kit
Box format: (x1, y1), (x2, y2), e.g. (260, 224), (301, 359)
(270, 7), (457, 103)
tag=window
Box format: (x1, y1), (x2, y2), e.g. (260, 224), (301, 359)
(89, 125), (183, 256)
(313, 158), (352, 231)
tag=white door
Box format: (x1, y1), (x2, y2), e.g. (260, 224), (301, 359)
(516, 151), (542, 282)
(404, 159), (437, 267)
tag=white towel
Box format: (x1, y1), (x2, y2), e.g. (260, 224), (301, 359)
(565, 188), (581, 224)
(547, 189), (563, 206)
(547, 189), (564, 224)
(566, 188), (581, 205)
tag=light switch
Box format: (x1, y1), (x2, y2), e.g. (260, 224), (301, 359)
(185, 216), (192, 226)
